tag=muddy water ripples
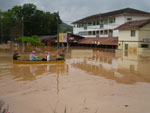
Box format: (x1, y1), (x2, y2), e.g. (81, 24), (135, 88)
(0, 48), (150, 113)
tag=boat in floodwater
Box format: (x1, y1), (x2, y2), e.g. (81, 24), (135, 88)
(13, 60), (65, 64)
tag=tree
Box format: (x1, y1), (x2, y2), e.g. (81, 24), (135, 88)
(0, 10), (17, 43)
(17, 35), (43, 46)
(0, 3), (62, 43)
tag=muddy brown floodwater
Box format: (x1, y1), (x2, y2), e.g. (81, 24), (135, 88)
(0, 47), (150, 113)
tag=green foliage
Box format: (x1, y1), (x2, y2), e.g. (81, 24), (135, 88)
(0, 3), (62, 43)
(17, 35), (44, 46)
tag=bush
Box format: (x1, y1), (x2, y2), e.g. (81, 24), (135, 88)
(17, 35), (44, 46)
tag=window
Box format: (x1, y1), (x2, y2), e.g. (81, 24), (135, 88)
(100, 24), (103, 28)
(88, 22), (92, 26)
(109, 30), (113, 37)
(88, 31), (92, 35)
(127, 18), (132, 21)
(100, 20), (103, 24)
(96, 31), (99, 34)
(78, 32), (81, 35)
(79, 31), (87, 36)
(84, 22), (87, 27)
(104, 30), (108, 35)
(84, 26), (87, 30)
(100, 30), (103, 35)
(93, 21), (96, 25)
(125, 44), (128, 50)
(131, 30), (136, 37)
(78, 23), (82, 28)
(96, 21), (99, 25)
(109, 17), (115, 23)
(141, 44), (149, 48)
(104, 19), (108, 24)
(81, 23), (84, 27)
(93, 31), (96, 35)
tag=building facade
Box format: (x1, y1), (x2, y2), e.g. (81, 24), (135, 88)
(72, 8), (150, 38)
(116, 19), (150, 55)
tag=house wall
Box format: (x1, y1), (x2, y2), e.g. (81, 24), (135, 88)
(118, 30), (139, 41)
(118, 42), (139, 52)
(124, 15), (150, 23)
(138, 23), (150, 48)
(73, 13), (150, 38)
(115, 16), (126, 25)
(113, 30), (119, 37)
(118, 23), (150, 54)
(73, 16), (125, 37)
(118, 30), (139, 50)
(139, 23), (150, 41)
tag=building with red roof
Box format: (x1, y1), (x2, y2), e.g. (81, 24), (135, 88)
(116, 19), (150, 54)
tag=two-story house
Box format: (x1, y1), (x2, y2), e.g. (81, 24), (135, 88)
(116, 19), (150, 55)
(72, 8), (150, 38)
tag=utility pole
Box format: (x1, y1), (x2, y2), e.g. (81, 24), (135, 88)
(67, 32), (69, 51)
(57, 11), (59, 53)
(21, 16), (25, 52)
(22, 16), (24, 36)
(0, 9), (3, 44)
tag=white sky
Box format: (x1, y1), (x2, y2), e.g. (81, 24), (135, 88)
(0, 0), (150, 25)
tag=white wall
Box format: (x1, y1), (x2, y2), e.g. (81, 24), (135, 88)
(113, 30), (119, 37)
(73, 27), (84, 35)
(115, 16), (126, 25)
(124, 15), (150, 23)
(73, 15), (150, 38)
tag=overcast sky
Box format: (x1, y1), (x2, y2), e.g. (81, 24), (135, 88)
(0, 0), (150, 25)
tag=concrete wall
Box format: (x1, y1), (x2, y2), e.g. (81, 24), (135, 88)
(124, 15), (150, 23)
(118, 23), (150, 56)
(118, 42), (139, 52)
(118, 30), (139, 41)
(139, 23), (150, 41)
(138, 48), (150, 55)
(115, 16), (125, 25)
(73, 14), (150, 38)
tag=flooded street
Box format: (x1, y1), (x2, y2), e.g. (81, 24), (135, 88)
(0, 47), (150, 113)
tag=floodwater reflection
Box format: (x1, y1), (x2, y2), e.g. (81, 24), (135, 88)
(72, 49), (150, 84)
(0, 48), (150, 113)
(11, 64), (68, 81)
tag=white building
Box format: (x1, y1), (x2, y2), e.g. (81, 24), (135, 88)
(72, 8), (150, 38)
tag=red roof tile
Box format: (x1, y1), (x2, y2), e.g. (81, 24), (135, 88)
(78, 37), (118, 45)
(116, 19), (150, 30)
